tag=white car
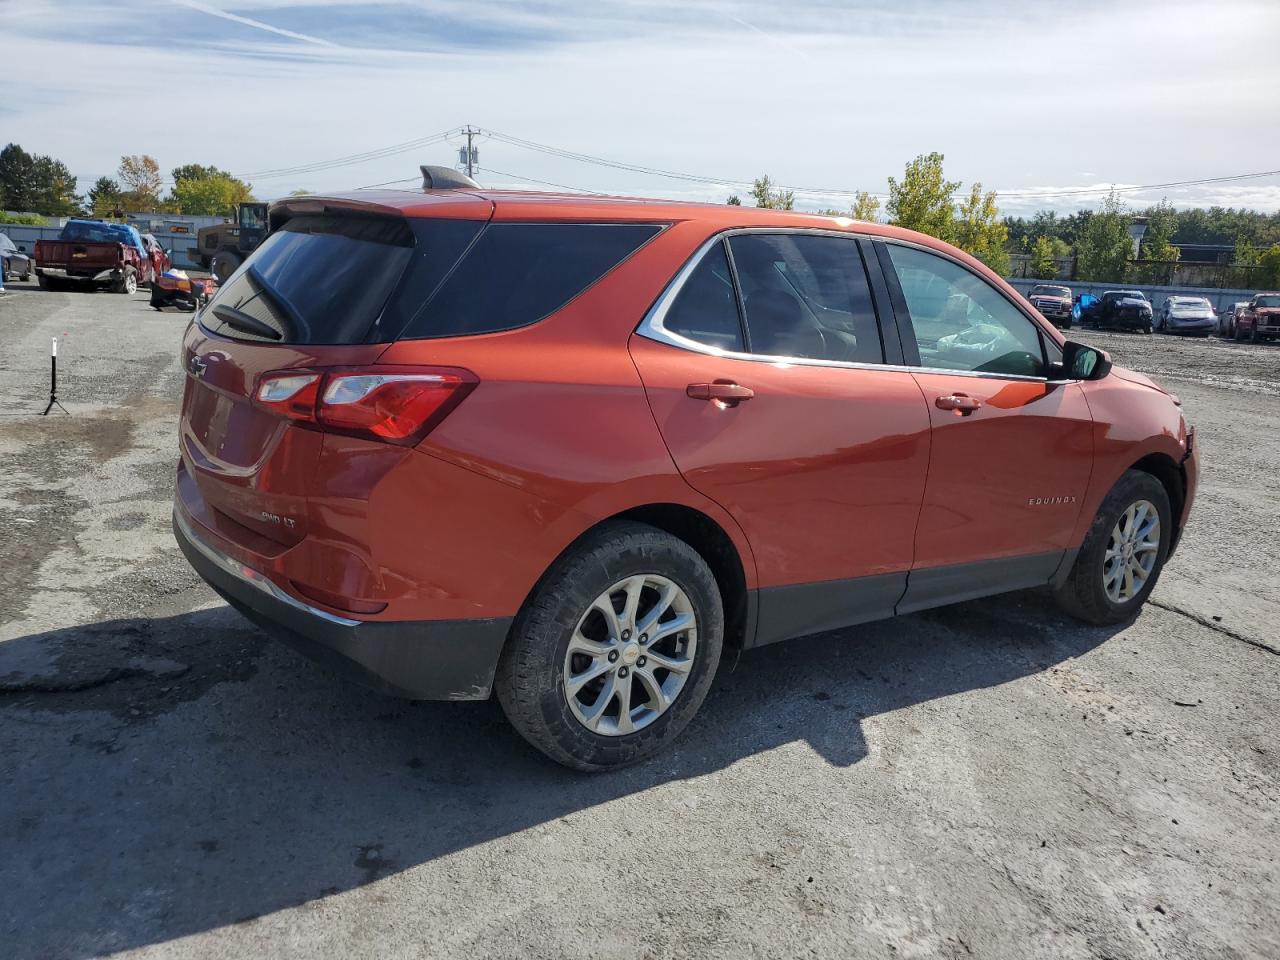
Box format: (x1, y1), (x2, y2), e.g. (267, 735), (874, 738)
(1157, 296), (1216, 337)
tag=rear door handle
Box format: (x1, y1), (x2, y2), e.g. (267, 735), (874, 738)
(935, 393), (982, 414)
(687, 381), (754, 406)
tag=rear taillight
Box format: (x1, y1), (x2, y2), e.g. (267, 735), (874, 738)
(253, 366), (477, 446)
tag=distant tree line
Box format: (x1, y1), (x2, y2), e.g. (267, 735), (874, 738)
(1, 143), (258, 221)
(729, 152), (1280, 286)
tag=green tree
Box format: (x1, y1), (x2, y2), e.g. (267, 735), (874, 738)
(86, 177), (123, 217)
(1143, 198), (1180, 262)
(1074, 190), (1132, 282)
(0, 143), (38, 211)
(851, 190), (880, 222)
(0, 143), (80, 215)
(117, 154), (163, 211)
(1232, 235), (1261, 287)
(725, 194), (742, 206)
(1029, 235), (1058, 278)
(166, 166), (254, 216)
(31, 155), (80, 216)
(751, 174), (794, 210)
(954, 182), (1010, 275)
(887, 151), (959, 241)
(1257, 244), (1280, 289)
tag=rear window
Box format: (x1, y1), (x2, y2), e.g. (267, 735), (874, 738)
(201, 214), (483, 345)
(401, 222), (662, 339)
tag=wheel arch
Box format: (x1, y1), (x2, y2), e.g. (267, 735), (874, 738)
(517, 502), (755, 651)
(1128, 451), (1187, 551)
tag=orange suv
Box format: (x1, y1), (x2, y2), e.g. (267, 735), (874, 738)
(173, 170), (1198, 770)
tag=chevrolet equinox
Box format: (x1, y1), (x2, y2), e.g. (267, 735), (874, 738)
(174, 168), (1199, 771)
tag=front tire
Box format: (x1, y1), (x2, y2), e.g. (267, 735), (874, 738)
(1054, 470), (1172, 625)
(495, 521), (723, 772)
(212, 251), (242, 282)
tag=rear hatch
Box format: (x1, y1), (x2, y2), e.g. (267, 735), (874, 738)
(178, 199), (490, 551)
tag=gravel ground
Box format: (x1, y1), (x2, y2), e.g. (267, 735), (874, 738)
(1, 279), (1277, 960)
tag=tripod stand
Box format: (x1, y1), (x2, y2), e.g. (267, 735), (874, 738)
(41, 338), (68, 416)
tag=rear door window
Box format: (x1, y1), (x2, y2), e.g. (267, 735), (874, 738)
(727, 233), (884, 363)
(201, 214), (480, 345)
(402, 222), (661, 338)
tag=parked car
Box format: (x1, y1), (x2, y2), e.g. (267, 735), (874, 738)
(0, 232), (32, 281)
(1234, 292), (1280, 342)
(1218, 301), (1247, 338)
(1026, 283), (1073, 328)
(34, 219), (154, 293)
(1157, 296), (1215, 337)
(1084, 290), (1154, 333)
(1072, 292), (1098, 325)
(173, 176), (1199, 770)
(141, 233), (172, 280)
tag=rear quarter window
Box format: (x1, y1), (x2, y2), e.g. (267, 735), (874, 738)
(401, 222), (662, 339)
(201, 214), (482, 345)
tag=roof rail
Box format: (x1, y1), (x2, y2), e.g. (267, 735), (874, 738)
(420, 165), (481, 190)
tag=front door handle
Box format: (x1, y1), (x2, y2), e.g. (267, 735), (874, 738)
(935, 393), (982, 414)
(687, 381), (754, 406)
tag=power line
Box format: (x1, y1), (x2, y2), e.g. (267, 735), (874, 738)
(238, 128), (459, 181)
(995, 169), (1280, 201)
(475, 165), (604, 195)
(229, 119), (1280, 207)
(483, 127), (1280, 203)
(353, 176), (420, 190)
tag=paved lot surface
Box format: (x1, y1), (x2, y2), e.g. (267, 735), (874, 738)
(1, 279), (1277, 960)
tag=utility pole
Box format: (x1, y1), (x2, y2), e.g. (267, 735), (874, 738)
(459, 125), (479, 178)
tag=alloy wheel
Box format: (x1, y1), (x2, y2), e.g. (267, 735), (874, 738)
(563, 574), (697, 736)
(1103, 499), (1160, 603)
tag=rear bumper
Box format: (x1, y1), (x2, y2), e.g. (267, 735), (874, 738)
(1168, 319), (1214, 334)
(173, 507), (511, 700)
(37, 266), (118, 282)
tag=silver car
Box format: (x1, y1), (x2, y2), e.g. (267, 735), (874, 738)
(1218, 301), (1247, 338)
(1157, 296), (1215, 337)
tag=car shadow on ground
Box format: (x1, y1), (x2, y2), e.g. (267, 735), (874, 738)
(1, 592), (1119, 959)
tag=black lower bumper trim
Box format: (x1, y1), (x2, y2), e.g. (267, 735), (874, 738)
(174, 513), (511, 700)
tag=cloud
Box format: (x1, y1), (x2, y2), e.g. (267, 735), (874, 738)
(2, 0), (1279, 213)
(169, 0), (341, 47)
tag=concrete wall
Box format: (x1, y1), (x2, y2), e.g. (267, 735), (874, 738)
(1007, 278), (1261, 313)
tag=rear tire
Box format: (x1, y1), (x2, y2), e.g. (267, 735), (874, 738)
(495, 521), (723, 772)
(37, 274), (56, 291)
(113, 268), (137, 295)
(1053, 470), (1172, 625)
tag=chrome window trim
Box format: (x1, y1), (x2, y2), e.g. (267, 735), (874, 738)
(636, 227), (1052, 384)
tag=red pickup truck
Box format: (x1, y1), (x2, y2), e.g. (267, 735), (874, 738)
(1234, 292), (1280, 342)
(35, 219), (158, 294)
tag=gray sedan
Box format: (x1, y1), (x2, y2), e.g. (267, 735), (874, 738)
(0, 232), (32, 281)
(1157, 296), (1216, 337)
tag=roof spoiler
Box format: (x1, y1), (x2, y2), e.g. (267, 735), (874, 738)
(420, 165), (480, 190)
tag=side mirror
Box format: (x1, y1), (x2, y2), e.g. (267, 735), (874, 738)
(18, 245), (26, 253)
(1061, 341), (1112, 381)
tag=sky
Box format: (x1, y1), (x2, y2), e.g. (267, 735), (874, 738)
(3, 0), (1280, 215)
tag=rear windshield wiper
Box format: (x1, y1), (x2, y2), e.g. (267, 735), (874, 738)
(211, 304), (282, 341)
